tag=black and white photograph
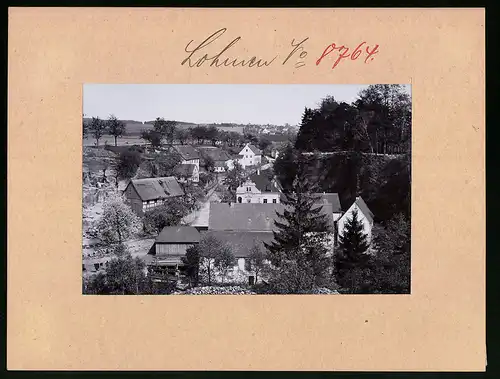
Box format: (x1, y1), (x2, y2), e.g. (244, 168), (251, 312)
(82, 84), (412, 295)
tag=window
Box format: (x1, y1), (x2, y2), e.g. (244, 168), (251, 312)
(272, 199), (277, 203)
(247, 199), (251, 203)
(237, 197), (242, 203)
(263, 199), (268, 203)
(247, 187), (251, 192)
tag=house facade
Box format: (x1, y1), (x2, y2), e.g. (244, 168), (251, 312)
(337, 196), (374, 243)
(173, 145), (200, 170)
(235, 169), (281, 204)
(146, 226), (201, 279)
(123, 177), (184, 215)
(198, 147), (232, 173)
(174, 163), (199, 183)
(206, 202), (335, 285)
(238, 143), (262, 168)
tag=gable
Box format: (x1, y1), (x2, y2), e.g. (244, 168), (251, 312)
(340, 200), (373, 224)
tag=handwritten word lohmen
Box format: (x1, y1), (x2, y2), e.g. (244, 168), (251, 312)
(181, 28), (277, 68)
(181, 28), (380, 70)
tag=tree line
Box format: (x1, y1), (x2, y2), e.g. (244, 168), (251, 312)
(84, 115), (292, 150)
(275, 85), (411, 223)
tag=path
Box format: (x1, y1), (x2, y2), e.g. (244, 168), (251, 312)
(183, 179), (221, 227)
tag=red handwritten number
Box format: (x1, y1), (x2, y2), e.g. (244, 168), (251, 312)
(316, 43), (337, 66)
(351, 42), (366, 60)
(365, 44), (380, 63)
(316, 41), (379, 69)
(332, 46), (350, 69)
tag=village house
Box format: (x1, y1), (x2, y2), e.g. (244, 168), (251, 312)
(206, 202), (335, 284)
(238, 143), (262, 169)
(123, 176), (184, 215)
(198, 147), (233, 173)
(203, 230), (275, 285)
(236, 168), (281, 204)
(145, 226), (201, 279)
(174, 163), (199, 183)
(337, 196), (374, 243)
(173, 145), (200, 170)
(224, 154), (242, 171)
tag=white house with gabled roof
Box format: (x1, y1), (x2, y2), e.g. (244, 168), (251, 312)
(337, 196), (374, 243)
(238, 143), (261, 169)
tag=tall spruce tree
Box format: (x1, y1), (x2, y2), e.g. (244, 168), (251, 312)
(264, 157), (332, 292)
(335, 208), (370, 291)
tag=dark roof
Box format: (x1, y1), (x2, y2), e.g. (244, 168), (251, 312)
(354, 196), (374, 222)
(174, 145), (200, 160)
(248, 172), (280, 193)
(204, 231), (275, 258)
(175, 164), (196, 176)
(156, 226), (201, 244)
(208, 203), (333, 232)
(313, 193), (342, 213)
(198, 147), (232, 162)
(129, 177), (184, 201)
(248, 144), (261, 155)
(246, 144), (261, 155)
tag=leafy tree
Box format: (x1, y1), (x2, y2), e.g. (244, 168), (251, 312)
(227, 131), (241, 147)
(369, 213), (410, 293)
(258, 137), (272, 153)
(107, 114), (126, 146)
(163, 120), (177, 145)
(105, 252), (147, 294)
(159, 151), (183, 176)
(197, 235), (232, 285)
(334, 208), (371, 292)
(264, 159), (332, 293)
(143, 198), (191, 234)
(89, 116), (106, 147)
(273, 143), (299, 192)
(223, 161), (245, 199)
(182, 245), (200, 287)
(151, 118), (176, 145)
(244, 133), (259, 145)
(175, 128), (191, 145)
(191, 125), (208, 145)
(206, 125), (219, 146)
(219, 130), (230, 145)
(245, 244), (267, 284)
(181, 182), (205, 212)
(214, 246), (236, 284)
(141, 130), (163, 148)
(115, 149), (142, 180)
(83, 272), (109, 294)
(96, 195), (141, 245)
(203, 155), (215, 172)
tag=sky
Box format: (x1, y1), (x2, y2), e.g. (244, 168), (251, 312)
(83, 84), (411, 126)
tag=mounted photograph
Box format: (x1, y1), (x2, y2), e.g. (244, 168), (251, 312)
(82, 84), (412, 295)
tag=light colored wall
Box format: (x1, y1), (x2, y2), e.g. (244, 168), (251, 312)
(156, 243), (193, 255)
(236, 180), (280, 204)
(333, 212), (342, 222)
(181, 158), (200, 169)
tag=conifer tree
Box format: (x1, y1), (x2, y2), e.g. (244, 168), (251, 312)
(335, 208), (370, 291)
(264, 157), (332, 292)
